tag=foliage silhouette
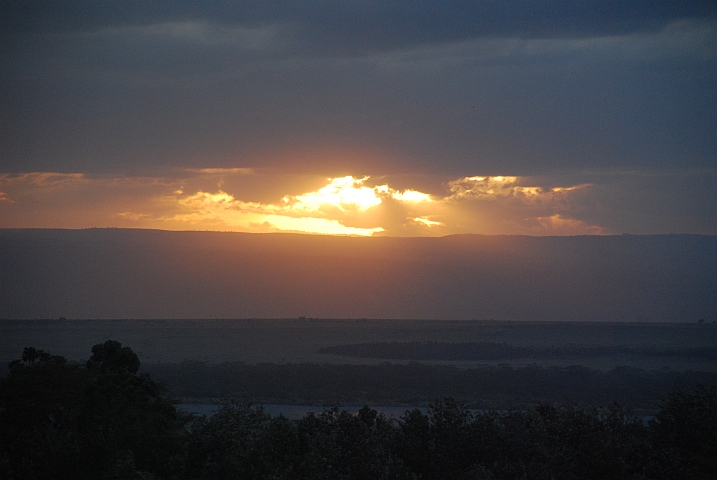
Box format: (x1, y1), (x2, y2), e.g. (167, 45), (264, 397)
(0, 343), (185, 480)
(2, 343), (717, 479)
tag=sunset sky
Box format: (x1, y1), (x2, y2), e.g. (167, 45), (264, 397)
(2, 1), (716, 236)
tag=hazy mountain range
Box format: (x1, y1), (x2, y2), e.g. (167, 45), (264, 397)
(1, 228), (715, 322)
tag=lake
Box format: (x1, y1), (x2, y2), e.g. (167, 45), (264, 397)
(177, 403), (428, 420)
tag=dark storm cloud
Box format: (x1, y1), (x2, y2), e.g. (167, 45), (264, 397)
(3, 14), (714, 175)
(3, 1), (716, 52)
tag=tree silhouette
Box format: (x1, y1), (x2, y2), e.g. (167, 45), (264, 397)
(0, 341), (183, 480)
(86, 339), (141, 374)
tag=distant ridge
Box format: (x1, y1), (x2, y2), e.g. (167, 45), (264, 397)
(319, 341), (717, 361)
(1, 228), (715, 321)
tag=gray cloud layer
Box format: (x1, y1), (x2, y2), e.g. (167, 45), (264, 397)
(3, 1), (715, 42)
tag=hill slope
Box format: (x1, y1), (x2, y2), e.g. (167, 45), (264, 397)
(1, 229), (715, 321)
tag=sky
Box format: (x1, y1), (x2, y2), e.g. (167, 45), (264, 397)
(1, 1), (716, 236)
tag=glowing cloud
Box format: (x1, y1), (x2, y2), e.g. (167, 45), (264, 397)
(391, 190), (433, 203)
(259, 216), (383, 236)
(166, 182), (388, 236)
(410, 217), (444, 227)
(536, 214), (605, 235)
(288, 176), (383, 212)
(284, 176), (433, 215)
(449, 176), (520, 199)
(0, 171), (605, 236)
(0, 172), (87, 189)
(115, 211), (150, 220)
(448, 175), (591, 201)
(185, 168), (255, 175)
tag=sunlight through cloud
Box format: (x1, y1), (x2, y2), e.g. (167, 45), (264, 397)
(0, 171), (608, 236)
(166, 177), (403, 235)
(288, 176), (383, 212)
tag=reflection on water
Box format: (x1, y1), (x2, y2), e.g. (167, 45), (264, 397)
(178, 404), (427, 420)
(178, 404), (654, 424)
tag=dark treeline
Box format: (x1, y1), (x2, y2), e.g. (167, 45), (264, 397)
(318, 341), (717, 361)
(0, 342), (182, 480)
(2, 342), (717, 479)
(144, 361), (717, 412)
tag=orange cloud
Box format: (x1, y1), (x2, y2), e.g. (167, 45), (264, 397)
(0, 171), (605, 236)
(288, 176), (384, 213)
(155, 176), (434, 235)
(164, 188), (385, 236)
(0, 172), (88, 189)
(535, 214), (606, 235)
(448, 175), (592, 202)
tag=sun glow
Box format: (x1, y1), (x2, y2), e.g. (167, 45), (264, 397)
(288, 176), (383, 212)
(263, 215), (384, 236)
(284, 175), (434, 213)
(391, 189), (433, 202)
(158, 176), (435, 236)
(411, 217), (443, 226)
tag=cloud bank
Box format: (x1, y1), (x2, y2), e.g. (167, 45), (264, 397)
(4, 168), (714, 235)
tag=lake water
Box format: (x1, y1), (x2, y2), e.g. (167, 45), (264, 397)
(178, 404), (655, 425)
(178, 403), (427, 420)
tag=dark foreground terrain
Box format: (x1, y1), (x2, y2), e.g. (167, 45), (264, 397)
(2, 341), (716, 480)
(145, 361), (717, 412)
(4, 318), (717, 410)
